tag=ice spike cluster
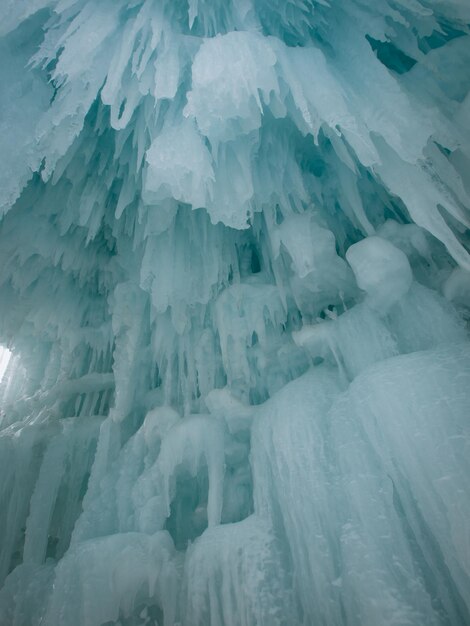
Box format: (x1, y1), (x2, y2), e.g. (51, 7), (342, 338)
(0, 1), (470, 624)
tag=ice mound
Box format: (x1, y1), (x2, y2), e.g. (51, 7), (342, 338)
(0, 0), (470, 624)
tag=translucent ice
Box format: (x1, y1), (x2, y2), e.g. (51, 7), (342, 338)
(0, 0), (470, 625)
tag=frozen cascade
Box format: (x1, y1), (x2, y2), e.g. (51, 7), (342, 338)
(0, 1), (470, 624)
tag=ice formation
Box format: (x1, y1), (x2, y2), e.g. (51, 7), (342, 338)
(0, 0), (470, 624)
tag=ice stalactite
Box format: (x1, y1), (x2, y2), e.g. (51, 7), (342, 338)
(0, 0), (470, 624)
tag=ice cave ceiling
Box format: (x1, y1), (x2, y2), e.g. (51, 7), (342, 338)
(0, 1), (470, 625)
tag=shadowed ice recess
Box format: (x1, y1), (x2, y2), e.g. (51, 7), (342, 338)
(0, 0), (470, 624)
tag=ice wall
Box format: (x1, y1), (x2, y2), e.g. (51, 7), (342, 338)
(0, 1), (470, 624)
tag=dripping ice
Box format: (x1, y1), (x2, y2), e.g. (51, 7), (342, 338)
(0, 0), (470, 625)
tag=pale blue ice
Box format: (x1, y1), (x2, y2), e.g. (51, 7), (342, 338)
(0, 1), (470, 624)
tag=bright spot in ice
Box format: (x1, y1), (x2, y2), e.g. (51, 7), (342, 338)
(0, 346), (11, 382)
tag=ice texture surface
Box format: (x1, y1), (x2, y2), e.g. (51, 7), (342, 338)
(0, 0), (470, 625)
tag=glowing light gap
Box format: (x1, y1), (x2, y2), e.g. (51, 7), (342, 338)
(0, 347), (11, 382)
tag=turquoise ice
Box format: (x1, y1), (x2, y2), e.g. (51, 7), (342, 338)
(0, 1), (470, 624)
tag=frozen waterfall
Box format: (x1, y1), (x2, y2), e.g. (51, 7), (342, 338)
(0, 0), (470, 624)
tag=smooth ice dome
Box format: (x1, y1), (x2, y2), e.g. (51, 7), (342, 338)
(0, 0), (470, 625)
(346, 236), (413, 311)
